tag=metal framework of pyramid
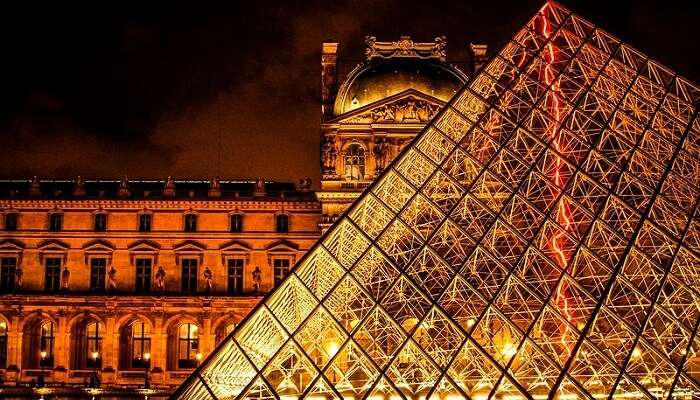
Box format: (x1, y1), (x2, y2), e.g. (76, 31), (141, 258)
(173, 2), (700, 399)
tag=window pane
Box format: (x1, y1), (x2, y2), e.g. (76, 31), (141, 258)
(181, 259), (198, 293)
(45, 258), (61, 292)
(227, 258), (244, 294)
(4, 213), (17, 231)
(94, 213), (107, 231)
(49, 213), (62, 231)
(135, 259), (152, 292)
(276, 215), (289, 233)
(90, 258), (106, 291)
(231, 214), (243, 233)
(139, 214), (151, 232)
(0, 258), (17, 293)
(184, 214), (197, 232)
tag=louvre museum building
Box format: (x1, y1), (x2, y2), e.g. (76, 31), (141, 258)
(1, 2), (700, 400)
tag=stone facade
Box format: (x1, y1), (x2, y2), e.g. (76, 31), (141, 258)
(0, 180), (319, 388)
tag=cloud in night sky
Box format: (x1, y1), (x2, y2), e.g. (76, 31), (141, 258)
(0, 0), (698, 187)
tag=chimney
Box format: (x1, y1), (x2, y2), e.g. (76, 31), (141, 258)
(321, 41), (339, 119)
(468, 43), (488, 74)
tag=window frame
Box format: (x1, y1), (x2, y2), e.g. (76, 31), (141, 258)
(44, 257), (61, 292)
(275, 213), (289, 233)
(4, 212), (18, 231)
(226, 257), (245, 295)
(272, 257), (291, 287)
(177, 323), (199, 369)
(93, 212), (108, 232)
(40, 321), (55, 367)
(0, 321), (7, 368)
(180, 258), (198, 293)
(48, 212), (63, 232)
(135, 258), (153, 293)
(183, 213), (197, 232)
(0, 257), (17, 293)
(131, 322), (151, 369)
(89, 257), (107, 291)
(230, 213), (244, 233)
(344, 142), (366, 180)
(85, 321), (103, 369)
(138, 212), (152, 232)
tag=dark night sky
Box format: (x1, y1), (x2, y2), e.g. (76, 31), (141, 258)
(1, 1), (698, 187)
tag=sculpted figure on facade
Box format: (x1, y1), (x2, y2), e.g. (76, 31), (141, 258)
(299, 177), (312, 192)
(321, 136), (338, 175)
(30, 176), (41, 196)
(155, 266), (166, 291)
(15, 264), (23, 289)
(107, 266), (117, 291)
(373, 138), (390, 172)
(252, 266), (261, 293)
(203, 267), (213, 293)
(60, 266), (71, 292)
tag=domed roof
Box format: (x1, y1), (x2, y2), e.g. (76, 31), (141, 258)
(334, 58), (467, 115)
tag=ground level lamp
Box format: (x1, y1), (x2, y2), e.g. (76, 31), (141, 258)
(90, 351), (100, 388)
(38, 350), (47, 387)
(143, 352), (151, 389)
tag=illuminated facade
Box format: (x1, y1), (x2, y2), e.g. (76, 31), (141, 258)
(0, 179), (320, 387)
(174, 3), (700, 400)
(318, 36), (487, 230)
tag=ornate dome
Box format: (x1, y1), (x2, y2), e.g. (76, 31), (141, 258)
(334, 58), (467, 115)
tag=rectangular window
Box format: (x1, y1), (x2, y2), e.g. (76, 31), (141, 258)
(49, 213), (62, 231)
(138, 214), (152, 232)
(184, 214), (197, 232)
(181, 259), (198, 293)
(227, 258), (244, 294)
(44, 258), (61, 292)
(0, 257), (17, 293)
(230, 214), (243, 233)
(135, 258), (152, 293)
(90, 258), (107, 291)
(94, 213), (107, 231)
(273, 258), (290, 287)
(276, 215), (289, 233)
(4, 213), (17, 231)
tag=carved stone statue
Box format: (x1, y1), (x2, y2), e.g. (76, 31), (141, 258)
(373, 138), (390, 172)
(73, 176), (86, 196)
(118, 175), (130, 198)
(155, 266), (166, 291)
(203, 267), (213, 293)
(298, 177), (312, 192)
(321, 136), (338, 175)
(15, 265), (23, 289)
(164, 176), (175, 197)
(30, 176), (41, 196)
(107, 266), (117, 291)
(209, 176), (221, 197)
(252, 266), (261, 294)
(60, 266), (70, 292)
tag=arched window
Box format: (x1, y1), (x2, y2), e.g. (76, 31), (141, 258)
(215, 322), (236, 345)
(48, 212), (63, 232)
(275, 214), (289, 233)
(131, 322), (151, 369)
(40, 321), (55, 368)
(0, 321), (7, 368)
(85, 321), (103, 368)
(230, 213), (243, 233)
(344, 144), (366, 180)
(178, 323), (199, 369)
(184, 213), (197, 232)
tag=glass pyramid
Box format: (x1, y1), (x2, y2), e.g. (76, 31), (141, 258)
(173, 2), (700, 399)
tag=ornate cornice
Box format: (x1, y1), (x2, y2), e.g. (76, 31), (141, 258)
(0, 199), (320, 211)
(365, 35), (447, 61)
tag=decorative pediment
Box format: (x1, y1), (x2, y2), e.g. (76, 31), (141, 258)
(83, 239), (115, 252)
(128, 240), (161, 252)
(265, 239), (299, 252)
(83, 239), (115, 264)
(332, 89), (445, 124)
(173, 240), (207, 253)
(220, 240), (252, 264)
(37, 239), (70, 252)
(128, 240), (160, 265)
(0, 239), (25, 252)
(173, 240), (206, 265)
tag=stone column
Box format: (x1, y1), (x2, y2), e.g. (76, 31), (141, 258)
(102, 315), (117, 384)
(54, 315), (69, 382)
(151, 316), (166, 384)
(7, 315), (21, 383)
(202, 317), (213, 356)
